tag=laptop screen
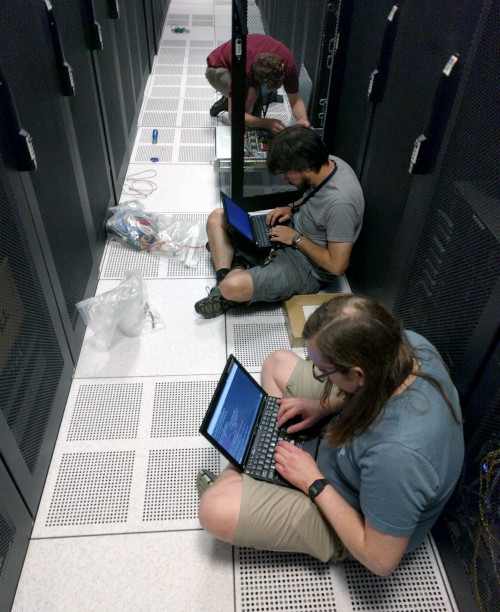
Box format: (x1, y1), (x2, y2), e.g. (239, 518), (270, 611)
(223, 195), (254, 242)
(206, 359), (264, 464)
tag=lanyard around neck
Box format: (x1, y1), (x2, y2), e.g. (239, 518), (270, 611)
(300, 162), (338, 206)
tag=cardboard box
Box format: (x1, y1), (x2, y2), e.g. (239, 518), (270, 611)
(284, 294), (342, 348)
(0, 257), (25, 374)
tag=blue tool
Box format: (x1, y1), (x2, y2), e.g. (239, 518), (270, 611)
(152, 129), (158, 144)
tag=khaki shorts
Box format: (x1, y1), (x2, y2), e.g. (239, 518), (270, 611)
(232, 358), (346, 563)
(205, 66), (230, 98)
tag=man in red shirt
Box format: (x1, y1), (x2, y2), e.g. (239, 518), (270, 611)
(206, 34), (310, 133)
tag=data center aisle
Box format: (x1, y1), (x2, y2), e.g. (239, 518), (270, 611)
(13, 1), (458, 610)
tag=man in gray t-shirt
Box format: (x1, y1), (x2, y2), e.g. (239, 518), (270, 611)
(195, 126), (364, 319)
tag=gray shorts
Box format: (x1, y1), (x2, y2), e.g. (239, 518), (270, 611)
(242, 247), (323, 304)
(232, 358), (346, 562)
(205, 66), (230, 98)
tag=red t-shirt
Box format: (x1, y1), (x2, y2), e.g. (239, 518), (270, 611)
(207, 33), (299, 96)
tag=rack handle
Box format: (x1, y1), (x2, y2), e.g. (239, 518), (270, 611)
(410, 54), (461, 174)
(368, 4), (401, 104)
(44, 0), (75, 96)
(108, 0), (120, 19)
(0, 64), (37, 171)
(83, 0), (103, 50)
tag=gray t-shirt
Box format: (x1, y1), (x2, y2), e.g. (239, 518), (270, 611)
(317, 331), (464, 553)
(295, 155), (364, 281)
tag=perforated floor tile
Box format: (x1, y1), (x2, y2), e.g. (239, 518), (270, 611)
(68, 382), (142, 441)
(236, 549), (338, 612)
(143, 447), (219, 521)
(33, 376), (223, 538)
(152, 379), (219, 438)
(342, 539), (457, 612)
(234, 537), (458, 612)
(228, 321), (308, 371)
(45, 451), (135, 527)
(101, 213), (213, 279)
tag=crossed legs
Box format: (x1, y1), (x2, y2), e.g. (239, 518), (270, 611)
(198, 351), (299, 541)
(206, 208), (254, 303)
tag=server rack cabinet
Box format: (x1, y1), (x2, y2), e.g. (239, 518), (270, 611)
(389, 0), (500, 396)
(433, 336), (499, 612)
(0, 461), (33, 612)
(0, 0), (105, 361)
(323, 0), (395, 172)
(332, 0), (481, 301)
(299, 1), (338, 129)
(0, 149), (73, 516)
(51, 0), (115, 241)
(323, 1), (499, 607)
(149, 0), (171, 52)
(90, 0), (150, 191)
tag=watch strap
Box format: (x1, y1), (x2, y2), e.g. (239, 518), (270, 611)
(308, 478), (328, 501)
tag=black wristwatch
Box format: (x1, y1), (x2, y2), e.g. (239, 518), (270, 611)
(292, 233), (303, 249)
(308, 478), (329, 501)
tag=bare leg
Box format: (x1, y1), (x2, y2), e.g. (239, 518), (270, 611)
(206, 209), (255, 303)
(206, 208), (234, 270)
(198, 465), (243, 541)
(261, 350), (300, 396)
(219, 268), (254, 302)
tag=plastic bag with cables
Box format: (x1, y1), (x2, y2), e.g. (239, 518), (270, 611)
(106, 201), (207, 268)
(76, 270), (164, 349)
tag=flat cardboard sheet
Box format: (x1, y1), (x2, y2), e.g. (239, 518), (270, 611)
(284, 294), (341, 347)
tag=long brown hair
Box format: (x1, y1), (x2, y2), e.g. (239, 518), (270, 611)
(303, 294), (458, 447)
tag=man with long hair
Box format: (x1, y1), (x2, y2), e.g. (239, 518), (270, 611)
(198, 295), (464, 576)
(206, 33), (310, 133)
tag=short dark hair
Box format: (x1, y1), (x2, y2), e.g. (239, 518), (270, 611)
(267, 126), (329, 174)
(252, 53), (284, 88)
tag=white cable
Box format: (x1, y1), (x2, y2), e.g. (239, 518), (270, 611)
(122, 169), (158, 199)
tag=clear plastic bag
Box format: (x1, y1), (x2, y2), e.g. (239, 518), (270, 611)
(76, 270), (164, 349)
(106, 202), (207, 267)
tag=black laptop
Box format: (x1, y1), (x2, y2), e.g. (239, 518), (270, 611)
(199, 354), (323, 488)
(222, 193), (280, 249)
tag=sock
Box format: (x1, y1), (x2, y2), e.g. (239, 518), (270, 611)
(216, 268), (230, 284)
(231, 255), (248, 270)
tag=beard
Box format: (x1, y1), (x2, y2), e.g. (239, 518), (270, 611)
(297, 176), (312, 192)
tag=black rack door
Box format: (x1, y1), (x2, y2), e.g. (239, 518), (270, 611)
(91, 0), (151, 188)
(0, 0), (104, 361)
(324, 0), (397, 171)
(0, 460), (33, 612)
(52, 0), (115, 239)
(347, 0), (472, 298)
(0, 151), (73, 515)
(391, 0), (500, 395)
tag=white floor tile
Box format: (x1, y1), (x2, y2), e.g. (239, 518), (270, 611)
(121, 163), (221, 212)
(75, 279), (227, 378)
(13, 531), (234, 612)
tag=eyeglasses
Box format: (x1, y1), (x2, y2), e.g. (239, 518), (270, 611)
(312, 363), (341, 382)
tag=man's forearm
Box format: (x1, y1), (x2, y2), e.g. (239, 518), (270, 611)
(294, 236), (348, 276)
(291, 99), (308, 123)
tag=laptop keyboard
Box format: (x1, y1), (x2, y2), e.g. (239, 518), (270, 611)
(251, 215), (272, 246)
(245, 397), (299, 482)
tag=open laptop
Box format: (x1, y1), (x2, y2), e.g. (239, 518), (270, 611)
(222, 192), (285, 249)
(199, 354), (323, 488)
